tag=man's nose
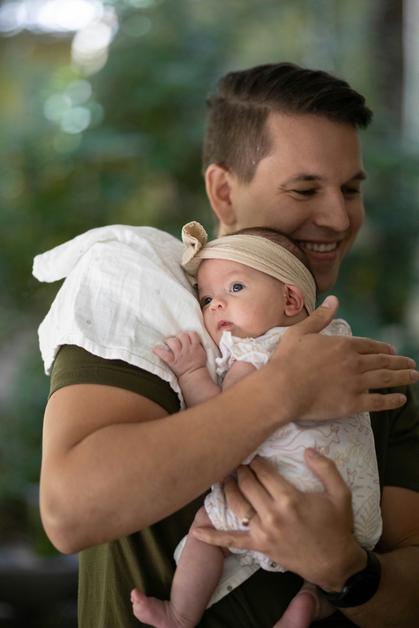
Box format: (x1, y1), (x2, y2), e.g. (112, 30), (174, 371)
(314, 192), (351, 231)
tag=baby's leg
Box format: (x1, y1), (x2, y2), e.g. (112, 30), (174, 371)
(131, 507), (226, 628)
(272, 582), (335, 628)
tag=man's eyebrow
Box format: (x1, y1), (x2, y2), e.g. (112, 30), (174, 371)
(352, 170), (367, 181)
(280, 170), (367, 186)
(282, 174), (324, 184)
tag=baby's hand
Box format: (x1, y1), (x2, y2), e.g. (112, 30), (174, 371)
(153, 331), (207, 378)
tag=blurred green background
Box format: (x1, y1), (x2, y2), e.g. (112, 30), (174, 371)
(0, 0), (418, 625)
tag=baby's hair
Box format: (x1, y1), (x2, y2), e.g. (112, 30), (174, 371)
(228, 226), (317, 291)
(231, 227), (308, 266)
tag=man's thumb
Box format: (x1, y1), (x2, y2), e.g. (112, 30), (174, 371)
(298, 295), (339, 334)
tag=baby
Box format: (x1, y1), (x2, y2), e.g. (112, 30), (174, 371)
(131, 222), (382, 628)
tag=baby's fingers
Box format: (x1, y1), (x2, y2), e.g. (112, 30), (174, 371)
(153, 344), (174, 366)
(165, 336), (183, 354)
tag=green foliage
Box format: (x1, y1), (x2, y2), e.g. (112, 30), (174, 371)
(0, 0), (418, 542)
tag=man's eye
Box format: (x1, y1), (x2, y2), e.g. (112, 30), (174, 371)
(342, 187), (361, 197)
(291, 189), (316, 197)
(231, 283), (244, 292)
(200, 296), (212, 308)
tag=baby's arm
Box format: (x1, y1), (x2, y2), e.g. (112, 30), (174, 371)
(222, 360), (257, 390)
(153, 332), (220, 407)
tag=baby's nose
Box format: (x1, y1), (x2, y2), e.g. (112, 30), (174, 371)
(210, 297), (225, 310)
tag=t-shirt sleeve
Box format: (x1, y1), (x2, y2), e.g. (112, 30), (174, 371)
(379, 384), (419, 492)
(49, 344), (180, 415)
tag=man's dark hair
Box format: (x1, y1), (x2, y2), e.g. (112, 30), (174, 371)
(203, 62), (373, 182)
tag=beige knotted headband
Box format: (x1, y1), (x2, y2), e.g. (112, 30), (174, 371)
(181, 221), (316, 313)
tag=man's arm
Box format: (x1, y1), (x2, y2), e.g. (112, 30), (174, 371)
(193, 456), (419, 628)
(345, 486), (419, 628)
(39, 298), (418, 554)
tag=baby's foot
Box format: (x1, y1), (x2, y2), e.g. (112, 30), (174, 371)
(131, 589), (193, 628)
(273, 583), (335, 628)
(273, 589), (317, 628)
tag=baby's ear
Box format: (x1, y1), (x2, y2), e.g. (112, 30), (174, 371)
(283, 284), (305, 316)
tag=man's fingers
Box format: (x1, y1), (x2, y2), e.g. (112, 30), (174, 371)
(351, 337), (395, 355)
(234, 464), (277, 519)
(192, 526), (252, 550)
(358, 353), (416, 372)
(248, 457), (296, 500)
(283, 296), (338, 339)
(223, 476), (255, 524)
(241, 458), (304, 523)
(224, 462), (293, 525)
(362, 368), (419, 390)
(358, 391), (407, 413)
(303, 449), (348, 501)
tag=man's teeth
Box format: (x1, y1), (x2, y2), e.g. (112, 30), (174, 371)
(300, 242), (338, 253)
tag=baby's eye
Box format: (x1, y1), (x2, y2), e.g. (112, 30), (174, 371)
(200, 296), (212, 308)
(231, 282), (244, 293)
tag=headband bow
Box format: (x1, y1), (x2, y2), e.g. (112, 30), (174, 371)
(181, 221), (316, 313)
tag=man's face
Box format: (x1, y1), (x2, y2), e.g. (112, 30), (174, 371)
(215, 113), (366, 292)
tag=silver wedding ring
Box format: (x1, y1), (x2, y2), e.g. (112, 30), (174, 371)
(241, 509), (255, 527)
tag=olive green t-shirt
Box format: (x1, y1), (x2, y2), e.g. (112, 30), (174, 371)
(50, 345), (419, 628)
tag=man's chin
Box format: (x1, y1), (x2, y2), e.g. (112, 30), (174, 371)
(312, 269), (339, 295)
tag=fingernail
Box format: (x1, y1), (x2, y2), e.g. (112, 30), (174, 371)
(321, 296), (334, 309)
(411, 370), (419, 382)
(306, 447), (320, 458)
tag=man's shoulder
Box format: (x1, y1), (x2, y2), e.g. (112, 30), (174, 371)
(33, 224), (183, 283)
(371, 385), (419, 491)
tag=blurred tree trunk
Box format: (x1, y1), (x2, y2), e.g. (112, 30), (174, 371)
(370, 0), (404, 126)
(368, 0), (416, 330)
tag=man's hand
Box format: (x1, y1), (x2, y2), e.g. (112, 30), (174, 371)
(153, 331), (207, 379)
(267, 295), (418, 422)
(193, 453), (367, 590)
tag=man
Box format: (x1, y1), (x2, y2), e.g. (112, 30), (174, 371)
(37, 63), (419, 627)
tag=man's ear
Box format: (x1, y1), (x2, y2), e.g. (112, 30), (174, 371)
(205, 164), (237, 234)
(283, 284), (305, 317)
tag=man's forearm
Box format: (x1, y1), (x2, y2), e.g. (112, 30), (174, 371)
(40, 304), (418, 554)
(41, 367), (285, 553)
(344, 546), (419, 627)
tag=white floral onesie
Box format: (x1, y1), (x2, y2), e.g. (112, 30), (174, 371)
(205, 319), (383, 572)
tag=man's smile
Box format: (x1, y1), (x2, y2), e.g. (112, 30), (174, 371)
(298, 241), (339, 253)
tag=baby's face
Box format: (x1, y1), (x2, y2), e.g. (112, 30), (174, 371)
(197, 259), (288, 345)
